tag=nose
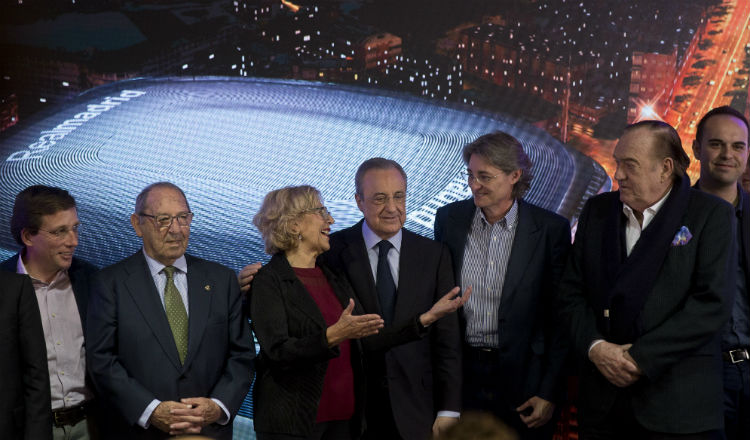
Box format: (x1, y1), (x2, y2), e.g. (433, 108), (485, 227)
(468, 177), (482, 192)
(614, 163), (625, 181)
(65, 230), (78, 247)
(167, 217), (182, 234)
(328, 214), (335, 225)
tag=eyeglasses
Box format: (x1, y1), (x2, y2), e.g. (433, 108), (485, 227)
(139, 212), (193, 229)
(460, 170), (502, 185)
(369, 193), (406, 205)
(306, 206), (332, 219)
(38, 224), (81, 241)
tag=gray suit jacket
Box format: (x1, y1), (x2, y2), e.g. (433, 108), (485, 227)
(86, 251), (255, 439)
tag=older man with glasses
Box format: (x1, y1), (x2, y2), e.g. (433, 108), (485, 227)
(86, 181), (255, 440)
(1, 185), (100, 440)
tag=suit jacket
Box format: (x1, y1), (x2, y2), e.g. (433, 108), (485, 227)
(249, 254), (365, 437)
(0, 270), (52, 440)
(86, 251), (255, 440)
(322, 221), (462, 440)
(434, 198), (571, 408)
(558, 189), (735, 433)
(1, 254), (98, 332)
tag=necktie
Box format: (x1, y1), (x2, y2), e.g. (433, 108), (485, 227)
(163, 266), (188, 364)
(376, 240), (397, 325)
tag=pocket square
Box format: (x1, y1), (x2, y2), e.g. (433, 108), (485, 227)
(671, 226), (692, 246)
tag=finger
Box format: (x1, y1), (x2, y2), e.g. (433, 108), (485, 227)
(461, 286), (473, 302)
(515, 400), (532, 412)
(342, 299), (354, 315)
(442, 286), (460, 300)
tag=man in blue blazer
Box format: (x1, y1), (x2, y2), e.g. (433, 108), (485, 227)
(86, 182), (255, 439)
(434, 132), (571, 440)
(558, 121), (735, 439)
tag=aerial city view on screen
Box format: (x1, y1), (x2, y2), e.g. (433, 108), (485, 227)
(2, 1), (749, 438)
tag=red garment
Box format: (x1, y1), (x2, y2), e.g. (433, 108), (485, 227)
(294, 266), (355, 422)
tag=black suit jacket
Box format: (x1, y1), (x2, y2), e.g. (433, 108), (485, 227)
(558, 189), (735, 433)
(249, 254), (365, 437)
(434, 198), (571, 407)
(0, 270), (52, 440)
(322, 221), (462, 440)
(1, 254), (98, 332)
(86, 251), (255, 440)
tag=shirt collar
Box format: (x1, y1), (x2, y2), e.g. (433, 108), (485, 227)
(17, 251), (69, 286)
(622, 186), (671, 230)
(361, 220), (402, 253)
(475, 199), (519, 228)
(142, 247), (188, 277)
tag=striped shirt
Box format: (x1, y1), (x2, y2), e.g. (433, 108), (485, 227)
(462, 200), (518, 348)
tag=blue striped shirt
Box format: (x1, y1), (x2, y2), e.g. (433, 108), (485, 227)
(461, 200), (518, 347)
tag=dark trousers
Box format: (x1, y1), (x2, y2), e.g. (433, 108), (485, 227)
(256, 420), (352, 440)
(462, 346), (556, 440)
(722, 360), (750, 440)
(579, 391), (721, 440)
(362, 376), (402, 440)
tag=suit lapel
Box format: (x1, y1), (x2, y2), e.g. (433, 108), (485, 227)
(445, 200), (475, 285)
(123, 253), (182, 370)
(396, 230), (424, 323)
(184, 256), (211, 368)
(340, 224), (381, 314)
(500, 201), (541, 310)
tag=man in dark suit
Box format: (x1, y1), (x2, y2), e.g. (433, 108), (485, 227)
(691, 106), (750, 440)
(86, 182), (255, 439)
(558, 120), (736, 439)
(433, 131), (570, 439)
(322, 158), (468, 440)
(0, 270), (52, 440)
(1, 185), (98, 439)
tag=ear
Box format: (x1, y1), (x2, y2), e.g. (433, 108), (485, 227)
(691, 139), (701, 159)
(130, 214), (144, 238)
(509, 169), (522, 185)
(662, 157), (674, 181)
(355, 193), (365, 213)
(21, 228), (36, 247)
(289, 219), (300, 235)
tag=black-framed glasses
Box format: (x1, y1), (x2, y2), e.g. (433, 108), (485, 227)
(139, 212), (193, 229)
(460, 170), (502, 185)
(38, 224), (81, 241)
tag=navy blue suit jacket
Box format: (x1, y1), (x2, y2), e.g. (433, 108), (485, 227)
(86, 251), (255, 439)
(434, 198), (571, 407)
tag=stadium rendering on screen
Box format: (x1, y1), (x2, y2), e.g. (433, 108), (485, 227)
(0, 76), (608, 270)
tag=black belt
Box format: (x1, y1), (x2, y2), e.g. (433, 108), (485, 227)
(723, 348), (750, 364)
(464, 346), (500, 363)
(52, 403), (88, 428)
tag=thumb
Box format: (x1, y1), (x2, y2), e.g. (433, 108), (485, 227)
(342, 298), (354, 315)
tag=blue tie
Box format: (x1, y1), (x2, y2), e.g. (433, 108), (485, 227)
(376, 240), (397, 325)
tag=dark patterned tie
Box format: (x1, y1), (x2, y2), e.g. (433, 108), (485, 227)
(163, 266), (188, 364)
(376, 240), (397, 325)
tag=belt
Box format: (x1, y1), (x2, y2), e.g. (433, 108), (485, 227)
(464, 346), (500, 363)
(723, 348), (750, 364)
(52, 403), (88, 428)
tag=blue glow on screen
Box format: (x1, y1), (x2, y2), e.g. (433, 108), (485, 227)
(0, 76), (607, 271)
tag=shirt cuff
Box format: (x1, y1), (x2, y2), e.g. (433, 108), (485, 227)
(211, 398), (230, 425)
(437, 410), (460, 418)
(588, 339), (605, 356)
(138, 399), (161, 428)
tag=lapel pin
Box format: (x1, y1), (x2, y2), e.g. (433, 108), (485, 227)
(205, 285), (211, 291)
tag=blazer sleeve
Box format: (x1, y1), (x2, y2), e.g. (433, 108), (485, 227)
(629, 201), (736, 380)
(557, 199), (606, 360)
(429, 245), (462, 412)
(249, 267), (339, 370)
(86, 270), (160, 425)
(537, 216), (571, 403)
(207, 268), (256, 416)
(18, 275), (53, 440)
